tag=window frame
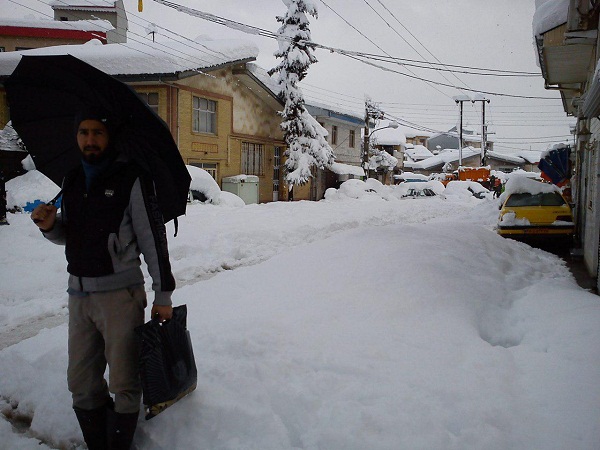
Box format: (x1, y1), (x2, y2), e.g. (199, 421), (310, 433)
(192, 96), (217, 134)
(241, 142), (265, 176)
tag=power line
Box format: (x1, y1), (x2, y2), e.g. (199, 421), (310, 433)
(361, 0), (472, 95)
(318, 0), (452, 99)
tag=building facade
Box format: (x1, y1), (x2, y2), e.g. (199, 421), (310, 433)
(534, 0), (600, 289)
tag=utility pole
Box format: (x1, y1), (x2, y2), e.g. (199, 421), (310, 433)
(472, 96), (490, 166)
(453, 95), (470, 167)
(363, 105), (370, 179)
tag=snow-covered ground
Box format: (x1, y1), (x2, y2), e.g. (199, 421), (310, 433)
(1, 179), (599, 450)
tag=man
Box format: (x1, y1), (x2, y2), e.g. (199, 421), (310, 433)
(31, 107), (175, 450)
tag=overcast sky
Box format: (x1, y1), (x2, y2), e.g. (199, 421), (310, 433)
(2, 0), (576, 153)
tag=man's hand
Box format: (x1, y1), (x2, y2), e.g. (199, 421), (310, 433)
(31, 204), (57, 231)
(151, 304), (173, 322)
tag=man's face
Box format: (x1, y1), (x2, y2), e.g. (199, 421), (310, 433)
(77, 119), (110, 164)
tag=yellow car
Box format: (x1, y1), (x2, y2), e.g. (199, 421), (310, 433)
(497, 191), (574, 242)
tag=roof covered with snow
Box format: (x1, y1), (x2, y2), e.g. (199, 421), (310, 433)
(371, 121), (406, 146)
(0, 18), (113, 32)
(533, 0), (569, 37)
(0, 37), (259, 79)
(404, 144), (433, 160)
(487, 150), (541, 165)
(410, 146), (480, 170)
(329, 162), (365, 177)
(50, 0), (116, 9)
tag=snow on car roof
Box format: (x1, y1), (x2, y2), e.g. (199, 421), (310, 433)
(499, 175), (560, 203)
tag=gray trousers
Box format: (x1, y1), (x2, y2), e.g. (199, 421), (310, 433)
(68, 286), (146, 414)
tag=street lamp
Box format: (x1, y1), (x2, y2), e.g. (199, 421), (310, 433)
(363, 120), (399, 179)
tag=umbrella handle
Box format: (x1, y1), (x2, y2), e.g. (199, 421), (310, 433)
(47, 189), (63, 206)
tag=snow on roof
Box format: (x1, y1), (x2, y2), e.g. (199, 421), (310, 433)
(404, 144), (433, 160)
(0, 37), (259, 78)
(247, 63), (279, 96)
(533, 0), (569, 36)
(394, 172), (428, 181)
(487, 150), (541, 165)
(402, 127), (433, 138)
(371, 122), (406, 146)
(0, 18), (113, 32)
(50, 0), (116, 8)
(502, 175), (560, 199)
(412, 146), (479, 170)
(305, 101), (363, 123)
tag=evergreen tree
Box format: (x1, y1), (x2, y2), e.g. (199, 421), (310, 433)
(268, 0), (334, 186)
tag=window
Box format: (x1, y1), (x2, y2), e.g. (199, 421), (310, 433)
(193, 96), (217, 134)
(505, 192), (565, 207)
(349, 129), (355, 148)
(0, 47), (5, 52)
(242, 142), (265, 176)
(190, 162), (217, 180)
(138, 92), (159, 114)
(273, 146), (281, 201)
(331, 125), (338, 145)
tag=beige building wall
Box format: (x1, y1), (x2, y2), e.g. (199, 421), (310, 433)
(169, 65), (286, 203)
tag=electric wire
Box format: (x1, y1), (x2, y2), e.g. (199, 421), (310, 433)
(5, 0), (571, 150)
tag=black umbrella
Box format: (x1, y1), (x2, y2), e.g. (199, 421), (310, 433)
(4, 54), (190, 223)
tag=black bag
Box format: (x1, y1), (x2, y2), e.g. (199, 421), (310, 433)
(135, 305), (197, 420)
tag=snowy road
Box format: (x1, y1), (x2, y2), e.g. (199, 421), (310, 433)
(0, 196), (481, 349)
(2, 193), (599, 450)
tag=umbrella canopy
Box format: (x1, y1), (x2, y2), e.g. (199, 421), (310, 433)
(4, 54), (190, 223)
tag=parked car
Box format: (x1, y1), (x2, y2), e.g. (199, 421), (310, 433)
(497, 190), (574, 243)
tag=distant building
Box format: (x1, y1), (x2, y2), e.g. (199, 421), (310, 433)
(50, 0), (128, 44)
(486, 150), (541, 173)
(403, 144), (434, 166)
(0, 18), (112, 51)
(427, 126), (494, 158)
(405, 146), (481, 176)
(305, 103), (364, 199)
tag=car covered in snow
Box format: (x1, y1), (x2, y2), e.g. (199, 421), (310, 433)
(401, 187), (437, 198)
(497, 176), (574, 243)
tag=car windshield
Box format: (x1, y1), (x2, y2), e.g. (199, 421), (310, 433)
(505, 192), (565, 207)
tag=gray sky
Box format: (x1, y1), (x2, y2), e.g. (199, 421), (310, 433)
(2, 0), (575, 153)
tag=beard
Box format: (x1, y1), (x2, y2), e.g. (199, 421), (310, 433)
(82, 146), (110, 164)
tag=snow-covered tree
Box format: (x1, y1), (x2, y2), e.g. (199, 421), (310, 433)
(268, 0), (333, 186)
(368, 148), (398, 173)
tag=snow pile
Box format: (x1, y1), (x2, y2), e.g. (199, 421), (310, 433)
(0, 37), (260, 78)
(325, 179), (382, 201)
(445, 180), (491, 199)
(0, 121), (26, 153)
(533, 0), (569, 36)
(499, 211), (530, 226)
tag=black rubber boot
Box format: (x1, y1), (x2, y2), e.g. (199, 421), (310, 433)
(74, 404), (108, 450)
(107, 408), (139, 450)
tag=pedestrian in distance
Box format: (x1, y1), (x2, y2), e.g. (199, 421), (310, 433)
(31, 106), (176, 450)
